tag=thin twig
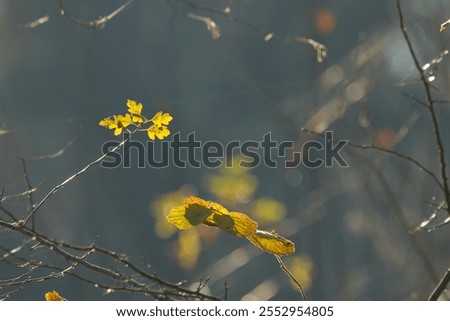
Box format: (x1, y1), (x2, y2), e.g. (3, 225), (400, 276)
(429, 268), (450, 300)
(275, 255), (307, 301)
(20, 160), (35, 229)
(21, 132), (132, 226)
(223, 281), (228, 300)
(57, 0), (134, 29)
(0, 15), (50, 29)
(170, 0), (327, 62)
(0, 218), (221, 300)
(301, 127), (444, 191)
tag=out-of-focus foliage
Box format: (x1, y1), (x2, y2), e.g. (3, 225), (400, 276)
(205, 157), (258, 205)
(286, 255), (314, 291)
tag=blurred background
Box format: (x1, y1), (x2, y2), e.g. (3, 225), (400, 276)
(1, 0), (450, 300)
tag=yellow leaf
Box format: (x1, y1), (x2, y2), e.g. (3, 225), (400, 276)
(100, 114), (132, 136)
(99, 117), (115, 128)
(247, 230), (295, 255)
(151, 111), (173, 127)
(126, 99), (144, 123)
(207, 199), (229, 215)
(147, 124), (171, 140)
(204, 211), (257, 237)
(45, 290), (65, 301)
(127, 99), (143, 114)
(167, 196), (215, 229)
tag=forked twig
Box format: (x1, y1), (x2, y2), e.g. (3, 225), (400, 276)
(396, 0), (450, 214)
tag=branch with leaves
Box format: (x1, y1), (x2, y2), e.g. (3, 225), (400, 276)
(167, 196), (307, 300)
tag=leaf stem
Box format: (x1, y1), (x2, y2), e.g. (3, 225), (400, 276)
(275, 255), (307, 301)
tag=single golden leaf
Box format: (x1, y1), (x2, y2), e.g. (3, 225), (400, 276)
(207, 200), (230, 215)
(205, 211), (258, 237)
(167, 196), (227, 229)
(167, 205), (194, 229)
(247, 230), (295, 255)
(45, 290), (65, 301)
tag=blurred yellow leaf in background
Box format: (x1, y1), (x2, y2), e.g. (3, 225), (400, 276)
(285, 255), (314, 291)
(205, 156), (258, 205)
(176, 229), (201, 270)
(250, 197), (287, 226)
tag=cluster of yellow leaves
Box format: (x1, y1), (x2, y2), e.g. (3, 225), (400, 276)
(167, 196), (294, 256)
(99, 99), (173, 140)
(45, 290), (66, 301)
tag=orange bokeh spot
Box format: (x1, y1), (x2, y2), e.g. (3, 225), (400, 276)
(374, 128), (397, 150)
(314, 8), (336, 34)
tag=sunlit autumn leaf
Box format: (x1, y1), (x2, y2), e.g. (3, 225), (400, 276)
(151, 111), (173, 127)
(100, 114), (132, 136)
(151, 185), (196, 239)
(167, 196), (295, 256)
(167, 196), (215, 229)
(204, 211), (258, 237)
(247, 230), (295, 255)
(99, 117), (115, 129)
(127, 99), (144, 123)
(45, 290), (65, 301)
(147, 124), (171, 140)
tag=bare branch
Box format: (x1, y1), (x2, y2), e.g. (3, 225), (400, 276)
(0, 15), (50, 29)
(170, 0), (327, 62)
(396, 0), (450, 214)
(300, 127), (444, 191)
(21, 129), (134, 226)
(429, 268), (450, 300)
(57, 0), (134, 29)
(411, 201), (446, 233)
(186, 13), (221, 40)
(0, 219), (221, 300)
(440, 19), (450, 32)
